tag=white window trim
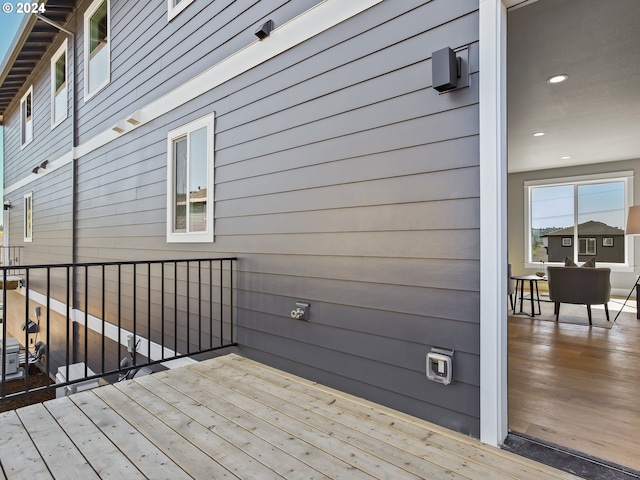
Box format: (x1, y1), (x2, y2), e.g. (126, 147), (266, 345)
(523, 171), (634, 271)
(24, 192), (33, 243)
(167, 0), (196, 21)
(51, 39), (68, 129)
(20, 86), (34, 149)
(166, 113), (215, 243)
(83, 0), (110, 102)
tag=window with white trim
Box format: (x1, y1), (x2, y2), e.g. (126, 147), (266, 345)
(51, 40), (68, 128)
(24, 192), (33, 242)
(525, 171), (633, 268)
(167, 0), (196, 21)
(166, 113), (215, 242)
(20, 86), (33, 147)
(84, 0), (110, 100)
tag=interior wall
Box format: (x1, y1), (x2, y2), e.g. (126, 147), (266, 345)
(508, 157), (640, 295)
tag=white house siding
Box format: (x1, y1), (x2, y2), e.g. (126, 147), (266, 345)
(3, 0), (481, 436)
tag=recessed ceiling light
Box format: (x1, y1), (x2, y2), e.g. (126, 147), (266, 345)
(547, 74), (568, 84)
(561, 156), (571, 160)
(532, 132), (545, 137)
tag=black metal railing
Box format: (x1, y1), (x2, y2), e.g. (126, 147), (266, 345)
(1, 257), (237, 402)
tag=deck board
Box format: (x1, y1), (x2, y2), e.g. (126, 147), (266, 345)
(0, 353), (580, 480)
(15, 404), (98, 480)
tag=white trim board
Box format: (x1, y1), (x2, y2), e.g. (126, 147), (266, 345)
(19, 286), (180, 363)
(4, 150), (73, 195)
(479, 0), (509, 447)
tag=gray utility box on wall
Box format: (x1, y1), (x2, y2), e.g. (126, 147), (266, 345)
(426, 347), (454, 385)
(0, 337), (20, 375)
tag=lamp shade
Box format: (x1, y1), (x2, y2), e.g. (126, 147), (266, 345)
(626, 206), (640, 234)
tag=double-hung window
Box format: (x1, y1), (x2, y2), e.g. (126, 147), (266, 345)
(24, 192), (33, 242)
(525, 171), (634, 269)
(51, 40), (68, 127)
(84, 0), (110, 100)
(20, 86), (33, 147)
(166, 113), (215, 242)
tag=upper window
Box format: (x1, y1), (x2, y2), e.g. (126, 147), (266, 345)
(525, 172), (633, 268)
(166, 113), (215, 243)
(84, 0), (110, 100)
(20, 86), (33, 148)
(51, 40), (68, 128)
(167, 0), (196, 21)
(24, 192), (33, 243)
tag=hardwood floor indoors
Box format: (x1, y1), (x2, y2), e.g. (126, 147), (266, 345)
(508, 296), (640, 473)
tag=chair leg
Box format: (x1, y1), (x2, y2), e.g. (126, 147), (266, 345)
(604, 303), (610, 322)
(554, 302), (560, 321)
(586, 305), (592, 325)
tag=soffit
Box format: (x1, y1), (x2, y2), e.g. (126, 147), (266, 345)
(0, 0), (76, 123)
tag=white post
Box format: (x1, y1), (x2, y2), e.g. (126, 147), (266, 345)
(479, 0), (509, 446)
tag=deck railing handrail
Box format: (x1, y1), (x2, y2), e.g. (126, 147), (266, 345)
(1, 256), (237, 402)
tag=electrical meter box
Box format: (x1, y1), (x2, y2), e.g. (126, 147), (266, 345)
(0, 337), (20, 375)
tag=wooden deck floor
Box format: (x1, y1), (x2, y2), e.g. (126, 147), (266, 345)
(0, 354), (578, 480)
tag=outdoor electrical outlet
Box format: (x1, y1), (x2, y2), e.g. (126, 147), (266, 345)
(426, 347), (454, 385)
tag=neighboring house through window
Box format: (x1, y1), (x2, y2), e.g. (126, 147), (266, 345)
(167, 0), (196, 21)
(84, 0), (110, 100)
(166, 113), (215, 243)
(20, 86), (33, 147)
(51, 39), (68, 127)
(525, 171), (633, 267)
(24, 192), (33, 242)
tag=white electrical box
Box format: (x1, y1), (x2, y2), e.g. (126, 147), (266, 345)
(426, 348), (454, 385)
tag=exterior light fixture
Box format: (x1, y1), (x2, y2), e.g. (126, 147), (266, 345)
(40, 160), (48, 169)
(547, 74), (568, 84)
(432, 47), (460, 93)
(3, 200), (11, 210)
(32, 165), (40, 174)
(532, 132), (545, 137)
(112, 120), (127, 133)
(255, 20), (273, 40)
(126, 110), (142, 125)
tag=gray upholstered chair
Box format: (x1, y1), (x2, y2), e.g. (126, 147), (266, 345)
(546, 266), (611, 325)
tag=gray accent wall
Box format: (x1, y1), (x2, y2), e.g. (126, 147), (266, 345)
(4, 0), (481, 436)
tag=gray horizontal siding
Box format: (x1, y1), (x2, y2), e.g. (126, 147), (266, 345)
(1, 0), (482, 438)
(5, 165), (73, 266)
(2, 14), (75, 187)
(75, 0), (322, 142)
(70, 0), (481, 436)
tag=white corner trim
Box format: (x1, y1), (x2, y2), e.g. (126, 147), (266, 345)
(4, 150), (74, 195)
(479, 0), (509, 447)
(75, 0), (384, 159)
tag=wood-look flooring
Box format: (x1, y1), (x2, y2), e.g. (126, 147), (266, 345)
(509, 299), (640, 472)
(0, 354), (580, 479)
